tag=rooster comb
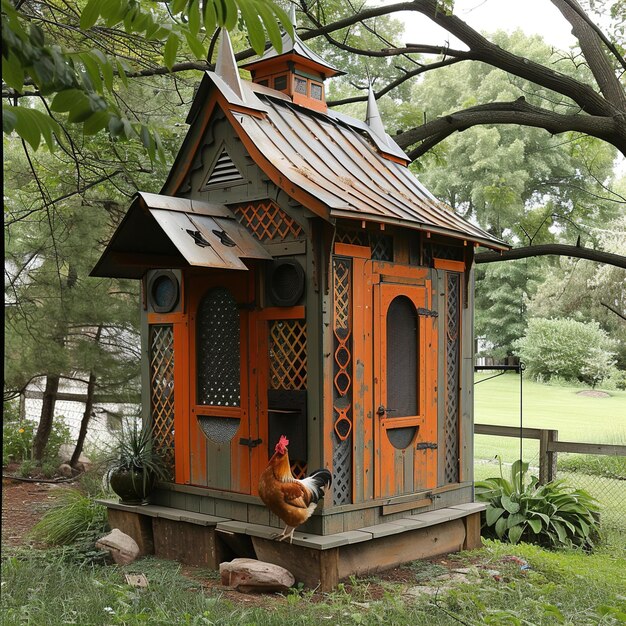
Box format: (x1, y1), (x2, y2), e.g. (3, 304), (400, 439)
(275, 435), (289, 454)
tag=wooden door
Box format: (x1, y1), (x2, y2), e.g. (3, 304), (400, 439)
(187, 270), (256, 493)
(373, 279), (438, 498)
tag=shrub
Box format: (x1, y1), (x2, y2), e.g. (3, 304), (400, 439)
(2, 416), (71, 467)
(31, 488), (108, 546)
(2, 419), (36, 465)
(475, 458), (600, 549)
(515, 318), (616, 386)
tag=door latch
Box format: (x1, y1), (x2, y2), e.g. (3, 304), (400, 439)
(416, 442), (438, 450)
(239, 438), (263, 448)
(376, 405), (397, 416)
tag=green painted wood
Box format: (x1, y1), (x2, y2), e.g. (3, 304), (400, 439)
(460, 267), (475, 484)
(185, 493), (201, 513)
(199, 497), (216, 515)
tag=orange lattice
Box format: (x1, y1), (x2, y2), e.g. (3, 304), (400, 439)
(149, 325), (175, 475)
(233, 201), (303, 241)
(290, 460), (308, 480)
(269, 320), (307, 390)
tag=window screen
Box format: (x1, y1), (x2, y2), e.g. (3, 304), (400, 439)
(196, 288), (240, 406)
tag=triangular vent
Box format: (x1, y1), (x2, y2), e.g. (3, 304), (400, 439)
(201, 148), (244, 189)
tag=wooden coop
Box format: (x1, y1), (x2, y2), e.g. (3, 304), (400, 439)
(93, 25), (506, 589)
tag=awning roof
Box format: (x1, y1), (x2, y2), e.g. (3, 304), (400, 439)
(90, 192), (271, 279)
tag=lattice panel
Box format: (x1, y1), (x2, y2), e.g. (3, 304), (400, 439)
(233, 201), (302, 242)
(370, 233), (393, 261)
(149, 325), (175, 476)
(433, 243), (464, 261)
(335, 228), (368, 246)
(290, 460), (308, 480)
(269, 320), (307, 390)
(444, 272), (461, 483)
(332, 258), (353, 505)
(197, 288), (240, 406)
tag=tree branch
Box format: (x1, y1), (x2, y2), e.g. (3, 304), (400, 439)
(475, 244), (626, 269)
(396, 97), (625, 159)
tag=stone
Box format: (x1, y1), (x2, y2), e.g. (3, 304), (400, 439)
(219, 558), (295, 593)
(58, 463), (74, 478)
(57, 444), (92, 472)
(96, 529), (140, 565)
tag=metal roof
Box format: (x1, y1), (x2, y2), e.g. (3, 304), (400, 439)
(90, 193), (271, 279)
(229, 96), (506, 250)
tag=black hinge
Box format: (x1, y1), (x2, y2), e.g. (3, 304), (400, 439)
(417, 308), (438, 318)
(416, 442), (438, 450)
(239, 438), (263, 448)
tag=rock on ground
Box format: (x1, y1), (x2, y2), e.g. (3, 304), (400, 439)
(96, 528), (140, 565)
(220, 558), (295, 593)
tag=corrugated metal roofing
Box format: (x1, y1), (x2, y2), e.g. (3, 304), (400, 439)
(229, 95), (506, 250)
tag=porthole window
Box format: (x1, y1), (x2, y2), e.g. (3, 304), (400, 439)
(149, 271), (179, 313)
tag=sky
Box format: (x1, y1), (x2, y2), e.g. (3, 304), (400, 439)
(383, 0), (578, 50)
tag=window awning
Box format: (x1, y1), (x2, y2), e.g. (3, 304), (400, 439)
(90, 192), (272, 279)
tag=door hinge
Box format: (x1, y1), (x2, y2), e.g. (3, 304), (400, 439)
(239, 438), (263, 448)
(416, 442), (438, 450)
(417, 308), (438, 318)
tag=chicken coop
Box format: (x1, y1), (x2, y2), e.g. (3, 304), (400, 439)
(93, 24), (506, 589)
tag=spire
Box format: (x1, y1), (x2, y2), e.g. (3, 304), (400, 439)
(215, 28), (244, 101)
(365, 84), (389, 147)
(289, 2), (297, 29)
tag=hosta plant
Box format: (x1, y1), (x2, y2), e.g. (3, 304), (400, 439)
(475, 458), (600, 549)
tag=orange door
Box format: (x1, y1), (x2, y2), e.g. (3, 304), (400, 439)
(187, 270), (256, 493)
(374, 279), (438, 498)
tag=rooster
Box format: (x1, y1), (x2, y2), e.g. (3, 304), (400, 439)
(258, 435), (332, 543)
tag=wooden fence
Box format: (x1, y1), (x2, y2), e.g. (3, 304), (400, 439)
(474, 423), (626, 484)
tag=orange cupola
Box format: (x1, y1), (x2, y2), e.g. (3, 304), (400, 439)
(241, 6), (344, 113)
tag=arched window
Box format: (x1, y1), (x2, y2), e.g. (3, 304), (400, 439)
(386, 296), (418, 449)
(196, 288), (240, 407)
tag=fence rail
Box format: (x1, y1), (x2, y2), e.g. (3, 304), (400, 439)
(474, 423), (626, 484)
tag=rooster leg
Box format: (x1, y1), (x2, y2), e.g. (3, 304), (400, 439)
(286, 526), (296, 544)
(274, 525), (294, 542)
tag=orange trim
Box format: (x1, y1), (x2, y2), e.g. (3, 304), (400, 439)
(147, 312), (186, 325)
(167, 92), (219, 196)
(173, 320), (190, 484)
(334, 242), (371, 259)
(223, 107), (331, 221)
(372, 262), (428, 280)
(255, 305), (305, 321)
(433, 258), (465, 272)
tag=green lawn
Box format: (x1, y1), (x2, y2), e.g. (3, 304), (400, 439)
(474, 373), (626, 464)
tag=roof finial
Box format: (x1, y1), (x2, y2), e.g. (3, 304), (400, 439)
(215, 28), (244, 101)
(365, 83), (389, 147)
(289, 2), (297, 29)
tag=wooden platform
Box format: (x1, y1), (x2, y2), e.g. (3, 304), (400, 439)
(98, 500), (485, 590)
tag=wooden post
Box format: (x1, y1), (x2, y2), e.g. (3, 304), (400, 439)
(539, 429), (558, 484)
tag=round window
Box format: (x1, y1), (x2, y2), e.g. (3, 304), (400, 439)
(149, 271), (179, 313)
(268, 260), (305, 307)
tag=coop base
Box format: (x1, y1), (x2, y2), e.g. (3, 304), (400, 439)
(98, 500), (484, 590)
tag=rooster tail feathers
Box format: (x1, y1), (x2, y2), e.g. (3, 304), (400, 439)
(299, 469), (332, 503)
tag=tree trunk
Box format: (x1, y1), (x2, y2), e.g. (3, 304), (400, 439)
(32, 374), (60, 463)
(70, 370), (96, 468)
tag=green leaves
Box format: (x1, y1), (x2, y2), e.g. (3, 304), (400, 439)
(476, 456), (600, 549)
(2, 0), (291, 161)
(3, 105), (61, 150)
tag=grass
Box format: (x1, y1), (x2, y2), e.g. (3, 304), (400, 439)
(474, 373), (626, 464)
(2, 542), (625, 625)
(474, 374), (626, 533)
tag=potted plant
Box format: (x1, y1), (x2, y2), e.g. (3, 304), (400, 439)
(107, 419), (165, 505)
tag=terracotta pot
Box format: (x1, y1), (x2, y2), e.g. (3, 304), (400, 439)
(109, 467), (156, 505)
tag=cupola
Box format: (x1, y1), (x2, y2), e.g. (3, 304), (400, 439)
(241, 6), (344, 113)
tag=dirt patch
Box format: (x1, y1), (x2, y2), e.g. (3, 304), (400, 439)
(1, 477), (63, 546)
(577, 390), (611, 398)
